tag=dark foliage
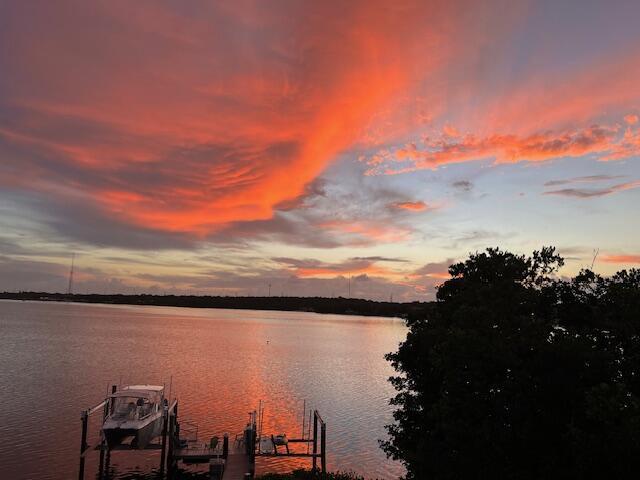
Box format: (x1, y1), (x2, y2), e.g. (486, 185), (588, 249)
(258, 470), (367, 480)
(383, 247), (640, 479)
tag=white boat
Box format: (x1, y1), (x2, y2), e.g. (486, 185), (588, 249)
(102, 385), (166, 449)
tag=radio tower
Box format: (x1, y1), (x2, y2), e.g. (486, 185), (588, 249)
(67, 253), (75, 294)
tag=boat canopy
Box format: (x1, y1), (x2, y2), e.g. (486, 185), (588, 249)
(125, 385), (164, 391)
(110, 385), (164, 401)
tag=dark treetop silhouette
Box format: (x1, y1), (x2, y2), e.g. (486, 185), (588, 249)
(383, 247), (640, 480)
(0, 292), (425, 318)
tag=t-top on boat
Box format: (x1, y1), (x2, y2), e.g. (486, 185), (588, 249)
(102, 384), (166, 449)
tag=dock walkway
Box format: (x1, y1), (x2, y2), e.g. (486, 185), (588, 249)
(224, 453), (252, 479)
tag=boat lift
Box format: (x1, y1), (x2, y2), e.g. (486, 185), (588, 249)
(78, 388), (327, 479)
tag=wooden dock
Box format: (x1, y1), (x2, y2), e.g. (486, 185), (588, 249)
(173, 445), (220, 463)
(224, 453), (252, 479)
(78, 387), (326, 480)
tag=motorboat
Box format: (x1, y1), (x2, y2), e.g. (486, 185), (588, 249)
(102, 384), (166, 449)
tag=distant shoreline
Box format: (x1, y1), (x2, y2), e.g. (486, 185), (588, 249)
(0, 292), (431, 318)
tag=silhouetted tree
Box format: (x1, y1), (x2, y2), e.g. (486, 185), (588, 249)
(383, 247), (640, 479)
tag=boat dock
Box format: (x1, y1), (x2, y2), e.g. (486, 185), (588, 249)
(78, 386), (327, 479)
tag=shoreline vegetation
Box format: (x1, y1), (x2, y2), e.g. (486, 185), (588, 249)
(384, 247), (640, 479)
(257, 471), (368, 480)
(0, 291), (431, 318)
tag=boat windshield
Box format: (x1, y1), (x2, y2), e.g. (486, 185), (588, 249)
(111, 396), (155, 420)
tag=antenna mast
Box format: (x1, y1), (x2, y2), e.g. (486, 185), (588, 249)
(67, 253), (75, 294)
(590, 248), (599, 270)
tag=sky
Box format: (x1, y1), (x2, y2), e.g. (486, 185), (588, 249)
(1, 0), (639, 301)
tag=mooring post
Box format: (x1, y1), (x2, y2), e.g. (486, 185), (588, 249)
(105, 447), (111, 477)
(98, 396), (110, 479)
(78, 410), (88, 480)
(167, 408), (175, 477)
(98, 443), (105, 480)
(174, 400), (179, 440)
(249, 411), (257, 476)
(159, 403), (169, 476)
(312, 411), (318, 472)
(223, 433), (229, 459)
(320, 420), (326, 476)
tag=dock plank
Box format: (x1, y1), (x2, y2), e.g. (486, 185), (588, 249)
(224, 453), (251, 479)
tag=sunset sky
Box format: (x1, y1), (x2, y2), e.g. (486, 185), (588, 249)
(1, 0), (639, 300)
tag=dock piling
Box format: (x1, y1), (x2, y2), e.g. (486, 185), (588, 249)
(159, 403), (168, 476)
(321, 420), (326, 476)
(78, 410), (88, 480)
(312, 411), (318, 472)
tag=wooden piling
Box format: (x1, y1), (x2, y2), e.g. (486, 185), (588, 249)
(223, 433), (229, 459)
(159, 404), (169, 476)
(98, 396), (110, 479)
(312, 411), (318, 472)
(167, 408), (175, 475)
(78, 410), (88, 480)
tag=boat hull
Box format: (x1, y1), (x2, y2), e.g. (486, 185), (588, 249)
(103, 414), (164, 449)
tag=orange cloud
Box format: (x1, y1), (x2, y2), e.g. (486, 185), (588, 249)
(625, 114), (639, 125)
(296, 264), (392, 278)
(477, 53), (640, 135)
(363, 122), (640, 175)
(273, 256), (406, 280)
(2, 1), (639, 244)
(425, 271), (450, 279)
(390, 201), (429, 212)
(601, 255), (640, 265)
(319, 220), (413, 243)
(0, 1), (474, 236)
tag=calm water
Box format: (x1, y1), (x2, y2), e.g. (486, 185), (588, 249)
(0, 300), (407, 479)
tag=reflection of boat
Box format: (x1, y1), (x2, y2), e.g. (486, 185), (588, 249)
(102, 385), (165, 449)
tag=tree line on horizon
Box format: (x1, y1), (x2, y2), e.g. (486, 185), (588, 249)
(0, 291), (432, 318)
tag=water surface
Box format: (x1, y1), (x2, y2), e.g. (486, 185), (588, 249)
(0, 300), (406, 479)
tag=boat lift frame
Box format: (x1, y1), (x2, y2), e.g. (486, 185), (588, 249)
(255, 409), (327, 475)
(78, 385), (179, 480)
(78, 391), (327, 479)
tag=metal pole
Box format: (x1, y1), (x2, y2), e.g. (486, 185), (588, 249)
(321, 421), (327, 476)
(159, 405), (169, 476)
(301, 400), (306, 439)
(249, 411), (256, 476)
(78, 410), (88, 480)
(98, 397), (109, 479)
(167, 408), (175, 476)
(312, 411), (318, 472)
